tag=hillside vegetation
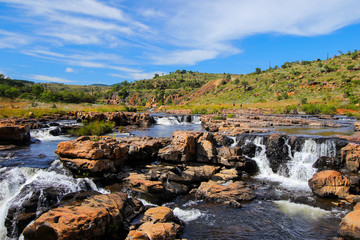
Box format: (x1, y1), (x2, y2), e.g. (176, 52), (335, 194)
(0, 50), (359, 117)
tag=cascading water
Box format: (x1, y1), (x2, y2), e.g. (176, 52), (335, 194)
(0, 161), (108, 239)
(152, 115), (201, 125)
(249, 136), (337, 190)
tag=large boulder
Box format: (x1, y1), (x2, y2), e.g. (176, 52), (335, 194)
(196, 132), (218, 162)
(56, 136), (128, 174)
(158, 131), (202, 162)
(0, 124), (30, 145)
(126, 206), (183, 240)
(195, 180), (255, 206)
(56, 136), (170, 174)
(338, 209), (360, 239)
(341, 143), (360, 172)
(308, 170), (350, 198)
(22, 192), (143, 240)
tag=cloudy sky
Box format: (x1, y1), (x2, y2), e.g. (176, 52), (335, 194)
(0, 0), (360, 85)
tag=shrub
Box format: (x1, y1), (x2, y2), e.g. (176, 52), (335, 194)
(70, 121), (114, 136)
(228, 113), (234, 118)
(191, 107), (208, 114)
(213, 115), (226, 120)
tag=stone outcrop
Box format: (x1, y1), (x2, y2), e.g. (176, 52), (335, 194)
(195, 180), (255, 206)
(22, 192), (143, 240)
(69, 111), (152, 126)
(0, 123), (30, 145)
(56, 136), (128, 174)
(158, 131), (202, 162)
(338, 208), (360, 239)
(308, 170), (350, 198)
(341, 143), (360, 172)
(126, 206), (183, 240)
(56, 136), (170, 174)
(200, 113), (342, 134)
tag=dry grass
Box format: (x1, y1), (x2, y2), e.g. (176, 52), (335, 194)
(0, 98), (142, 118)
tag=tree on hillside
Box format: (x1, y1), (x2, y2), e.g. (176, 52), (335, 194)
(255, 68), (262, 74)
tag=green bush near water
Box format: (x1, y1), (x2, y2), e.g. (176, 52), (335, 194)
(70, 121), (114, 136)
(301, 104), (337, 115)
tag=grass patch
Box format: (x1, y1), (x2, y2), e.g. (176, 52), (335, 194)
(69, 121), (114, 136)
(301, 103), (337, 115)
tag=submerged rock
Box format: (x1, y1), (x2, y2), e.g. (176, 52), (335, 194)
(22, 192), (143, 240)
(308, 170), (350, 199)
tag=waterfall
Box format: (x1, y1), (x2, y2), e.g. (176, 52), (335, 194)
(152, 115), (201, 125)
(249, 136), (337, 190)
(0, 161), (108, 239)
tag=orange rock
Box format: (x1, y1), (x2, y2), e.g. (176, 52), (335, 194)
(195, 180), (255, 204)
(23, 192), (143, 240)
(143, 206), (174, 223)
(341, 143), (360, 172)
(338, 210), (360, 239)
(308, 170), (350, 199)
(125, 173), (164, 194)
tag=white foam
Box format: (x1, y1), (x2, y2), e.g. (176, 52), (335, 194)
(274, 200), (330, 220)
(173, 207), (203, 222)
(31, 127), (72, 141)
(138, 198), (158, 207)
(0, 162), (106, 239)
(249, 136), (336, 191)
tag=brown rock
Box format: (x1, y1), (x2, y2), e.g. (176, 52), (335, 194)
(308, 170), (350, 198)
(217, 147), (245, 168)
(158, 131), (202, 162)
(338, 210), (360, 239)
(0, 124), (30, 145)
(23, 192), (143, 240)
(195, 180), (255, 205)
(355, 122), (360, 131)
(126, 206), (182, 240)
(181, 165), (220, 183)
(56, 137), (128, 174)
(196, 132), (217, 162)
(124, 173), (164, 194)
(212, 168), (241, 182)
(142, 206), (175, 223)
(341, 143), (360, 172)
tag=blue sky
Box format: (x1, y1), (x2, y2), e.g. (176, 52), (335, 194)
(0, 0), (360, 85)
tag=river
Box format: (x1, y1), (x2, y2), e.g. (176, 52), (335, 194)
(0, 114), (354, 239)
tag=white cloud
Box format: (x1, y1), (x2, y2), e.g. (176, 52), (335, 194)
(65, 67), (74, 73)
(152, 49), (220, 65)
(0, 29), (31, 49)
(30, 74), (73, 83)
(1, 0), (360, 68)
(111, 71), (166, 80)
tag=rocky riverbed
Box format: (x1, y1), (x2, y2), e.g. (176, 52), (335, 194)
(1, 111), (360, 239)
